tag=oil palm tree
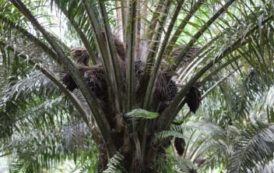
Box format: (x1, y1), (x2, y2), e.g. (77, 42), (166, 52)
(0, 0), (274, 172)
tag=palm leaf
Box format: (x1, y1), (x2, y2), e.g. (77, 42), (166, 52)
(228, 123), (274, 173)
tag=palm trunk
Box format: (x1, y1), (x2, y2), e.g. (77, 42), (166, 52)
(95, 122), (167, 172)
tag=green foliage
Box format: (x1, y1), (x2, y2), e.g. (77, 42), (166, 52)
(228, 123), (274, 173)
(103, 153), (124, 173)
(125, 108), (159, 120)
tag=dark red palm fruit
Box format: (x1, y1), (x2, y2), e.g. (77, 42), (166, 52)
(71, 48), (89, 66)
(185, 86), (201, 113)
(174, 137), (186, 156)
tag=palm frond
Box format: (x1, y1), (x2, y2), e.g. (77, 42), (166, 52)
(228, 123), (274, 173)
(103, 153), (124, 173)
(174, 158), (198, 173)
(157, 13), (273, 131)
(4, 121), (95, 173)
(126, 0), (137, 110)
(9, 0), (115, 153)
(51, 0), (98, 64)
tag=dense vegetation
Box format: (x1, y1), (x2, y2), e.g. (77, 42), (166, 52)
(0, 0), (274, 172)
